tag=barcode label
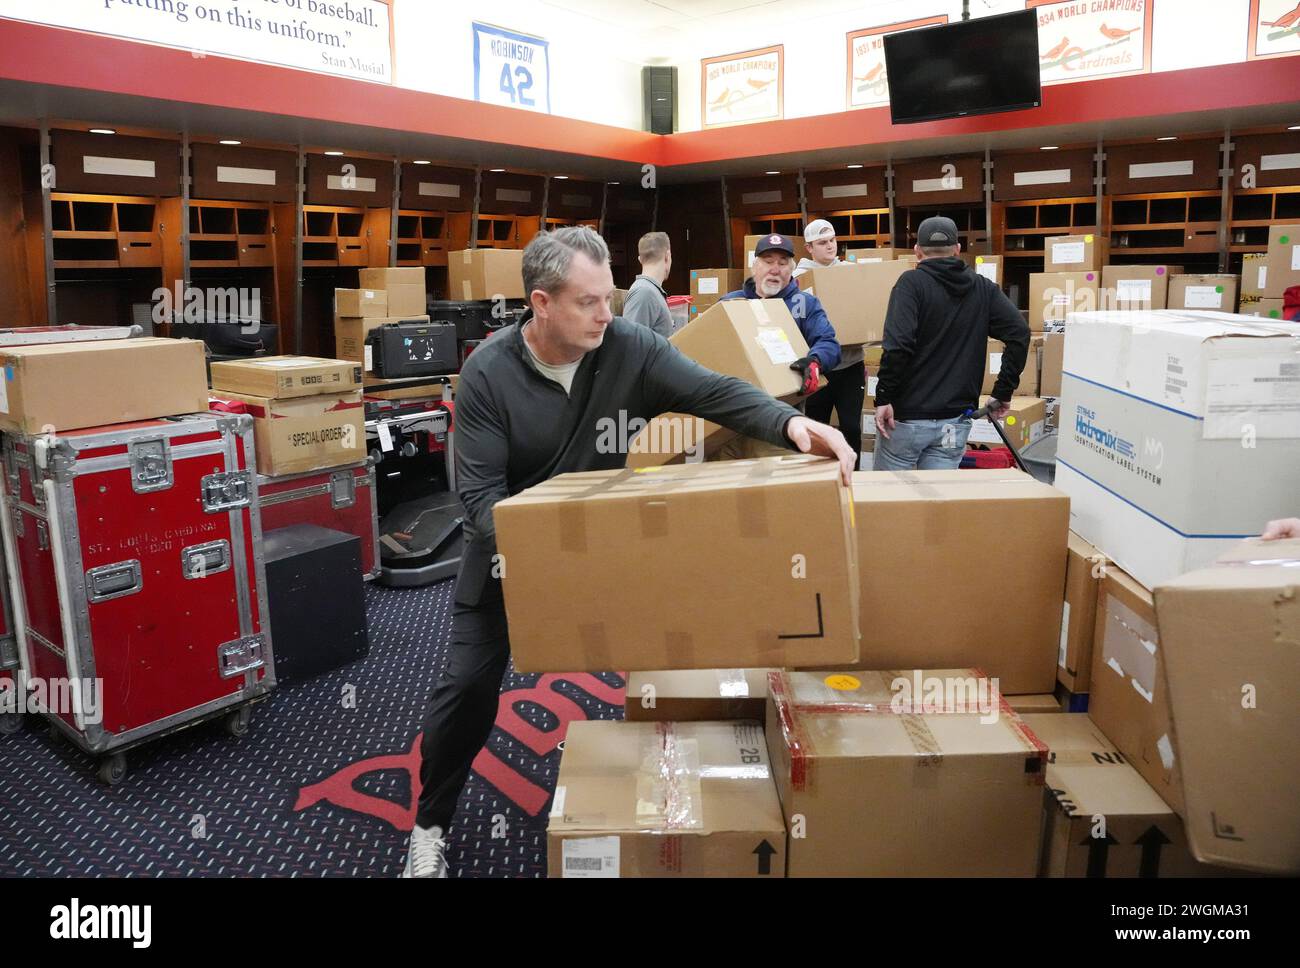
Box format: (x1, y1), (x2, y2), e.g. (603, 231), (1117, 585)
(564, 857), (603, 872)
(560, 836), (619, 878)
(1280, 363), (1299, 378)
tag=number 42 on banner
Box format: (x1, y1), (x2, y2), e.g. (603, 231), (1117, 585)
(473, 22), (551, 114)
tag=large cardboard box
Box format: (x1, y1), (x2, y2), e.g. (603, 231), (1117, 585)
(1240, 252), (1268, 298)
(335, 315), (431, 371)
(212, 389), (365, 476)
(1055, 310), (1300, 589)
(334, 288), (388, 318)
(766, 669), (1047, 876)
(1058, 532), (1108, 694)
(1261, 223), (1300, 297)
(1100, 264), (1182, 311)
(0, 338), (208, 434)
(209, 355), (364, 400)
(743, 234), (765, 270)
(1088, 568), (1183, 814)
(358, 267), (423, 289)
(798, 261), (910, 346)
(1009, 694), (1063, 715)
(1029, 271), (1099, 331)
(494, 455), (860, 672)
(356, 268), (426, 315)
(966, 397), (1047, 451)
(845, 247), (896, 263)
(690, 268), (742, 306)
(624, 669), (772, 723)
(627, 298), (811, 464)
(1045, 234), (1107, 271)
(1167, 274), (1239, 313)
(1024, 714), (1237, 877)
(1153, 538), (1300, 874)
(982, 337), (1037, 396)
(846, 470), (1068, 693)
(961, 253), (1002, 285)
(447, 249), (525, 301)
(548, 720), (786, 878)
(1038, 331), (1064, 398)
(1239, 297), (1287, 320)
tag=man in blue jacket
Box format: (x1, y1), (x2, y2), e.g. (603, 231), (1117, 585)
(722, 233), (842, 393)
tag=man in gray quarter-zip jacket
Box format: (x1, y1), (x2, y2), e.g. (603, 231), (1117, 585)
(400, 225), (855, 879)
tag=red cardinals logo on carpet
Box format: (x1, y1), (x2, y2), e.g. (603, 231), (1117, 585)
(293, 674), (624, 829)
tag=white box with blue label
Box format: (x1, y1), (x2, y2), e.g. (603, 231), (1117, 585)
(1054, 309), (1300, 589)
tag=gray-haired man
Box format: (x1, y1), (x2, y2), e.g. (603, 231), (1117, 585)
(402, 226), (854, 878)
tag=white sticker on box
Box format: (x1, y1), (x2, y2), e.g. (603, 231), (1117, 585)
(561, 836), (619, 878)
(967, 419), (1002, 445)
(550, 785), (567, 818)
(867, 376), (878, 395)
(1116, 279), (1152, 302)
(0, 373), (8, 414)
(989, 352), (1002, 374)
(1293, 245), (1300, 272)
(1051, 241), (1086, 265)
(1258, 265), (1268, 289)
(364, 345), (373, 372)
(364, 290), (377, 299)
(1058, 601), (1071, 668)
(976, 262), (998, 282)
(755, 327), (797, 365)
(697, 277), (719, 295)
(716, 669), (750, 698)
(747, 250), (756, 267)
(1203, 355), (1300, 439)
(1182, 285), (1223, 309)
(377, 421), (394, 452)
(1052, 293), (1071, 306)
(1156, 734), (1176, 770)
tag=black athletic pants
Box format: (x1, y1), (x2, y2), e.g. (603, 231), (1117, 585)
(804, 360), (866, 461)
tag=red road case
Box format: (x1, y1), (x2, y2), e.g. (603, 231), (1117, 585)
(0, 511), (19, 736)
(2, 412), (275, 782)
(256, 461), (380, 580)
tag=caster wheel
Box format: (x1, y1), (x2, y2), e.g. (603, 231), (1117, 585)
(97, 753), (127, 786)
(224, 706), (252, 738)
(0, 712), (22, 736)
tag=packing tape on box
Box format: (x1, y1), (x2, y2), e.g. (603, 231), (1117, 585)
(635, 722), (704, 831)
(664, 630), (695, 669)
(716, 669), (750, 698)
(1101, 594), (1158, 703)
(578, 622), (614, 670)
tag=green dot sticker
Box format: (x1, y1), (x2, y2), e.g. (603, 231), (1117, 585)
(1282, 235), (1291, 244)
(1270, 310), (1281, 318)
(1216, 286), (1224, 293)
(1006, 415), (1017, 426)
(825, 674), (861, 691)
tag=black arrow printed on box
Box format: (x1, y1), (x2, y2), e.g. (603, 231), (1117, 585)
(753, 839), (777, 875)
(1136, 826), (1171, 879)
(1084, 832), (1119, 878)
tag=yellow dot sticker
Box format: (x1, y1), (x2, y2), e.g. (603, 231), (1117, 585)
(824, 674), (861, 691)
(975, 256), (985, 264)
(1006, 415), (1017, 426)
(1085, 234), (1094, 243)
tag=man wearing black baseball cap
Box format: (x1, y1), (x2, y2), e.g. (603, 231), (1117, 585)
(872, 215), (1029, 470)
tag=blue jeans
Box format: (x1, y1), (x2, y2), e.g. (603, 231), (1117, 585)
(872, 417), (972, 471)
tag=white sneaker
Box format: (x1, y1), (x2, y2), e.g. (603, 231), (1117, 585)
(401, 824), (450, 879)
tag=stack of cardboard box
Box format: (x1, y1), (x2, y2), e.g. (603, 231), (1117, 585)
(209, 356), (366, 476)
(687, 268), (743, 323)
(1237, 224), (1300, 319)
(334, 266), (430, 377)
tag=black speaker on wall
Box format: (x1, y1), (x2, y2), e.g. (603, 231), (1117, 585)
(642, 66), (678, 135)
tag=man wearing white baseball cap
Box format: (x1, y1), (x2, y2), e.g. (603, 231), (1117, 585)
(796, 218), (867, 465)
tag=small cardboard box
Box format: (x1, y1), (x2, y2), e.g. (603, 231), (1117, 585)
(1240, 252), (1268, 298)
(1008, 694), (1063, 714)
(1045, 234), (1107, 271)
(0, 338), (208, 434)
(1058, 532), (1108, 694)
(358, 267), (425, 290)
(1100, 265), (1182, 311)
(383, 285), (427, 318)
(334, 288), (388, 318)
(335, 315), (432, 371)
(966, 397), (1048, 451)
(548, 720), (787, 878)
(1088, 568), (1183, 815)
(1167, 274), (1239, 313)
(845, 247), (896, 263)
(212, 389), (365, 476)
(845, 469), (1068, 693)
(1153, 538), (1300, 874)
(690, 268), (742, 305)
(797, 261), (910, 345)
(209, 355), (364, 400)
(961, 253), (1002, 285)
(494, 455), (860, 672)
(1239, 296), (1288, 320)
(624, 670), (772, 723)
(1025, 714), (1239, 877)
(767, 669), (1047, 876)
(982, 337), (1037, 396)
(1261, 223), (1300, 297)
(447, 249), (525, 300)
(1029, 272), (1100, 331)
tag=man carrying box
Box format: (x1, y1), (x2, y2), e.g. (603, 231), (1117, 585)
(873, 216), (1029, 470)
(795, 218), (867, 464)
(622, 231), (673, 337)
(401, 226), (854, 878)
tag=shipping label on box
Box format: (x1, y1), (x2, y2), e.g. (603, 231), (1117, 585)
(494, 456), (859, 672)
(1101, 265), (1180, 310)
(1046, 234), (1106, 271)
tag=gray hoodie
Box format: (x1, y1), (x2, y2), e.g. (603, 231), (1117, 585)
(792, 257), (862, 370)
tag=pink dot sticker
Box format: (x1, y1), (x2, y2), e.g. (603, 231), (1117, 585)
(1086, 273), (1095, 281)
(1156, 267), (1165, 275)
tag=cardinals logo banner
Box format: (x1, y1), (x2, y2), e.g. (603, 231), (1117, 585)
(845, 17), (948, 110)
(702, 45), (783, 128)
(1250, 0), (1300, 58)
(1029, 0), (1153, 85)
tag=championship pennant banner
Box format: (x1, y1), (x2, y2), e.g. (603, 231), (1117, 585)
(701, 45), (783, 129)
(846, 16), (947, 110)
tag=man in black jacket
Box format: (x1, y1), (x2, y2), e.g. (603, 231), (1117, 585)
(872, 216), (1029, 470)
(401, 226), (854, 878)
